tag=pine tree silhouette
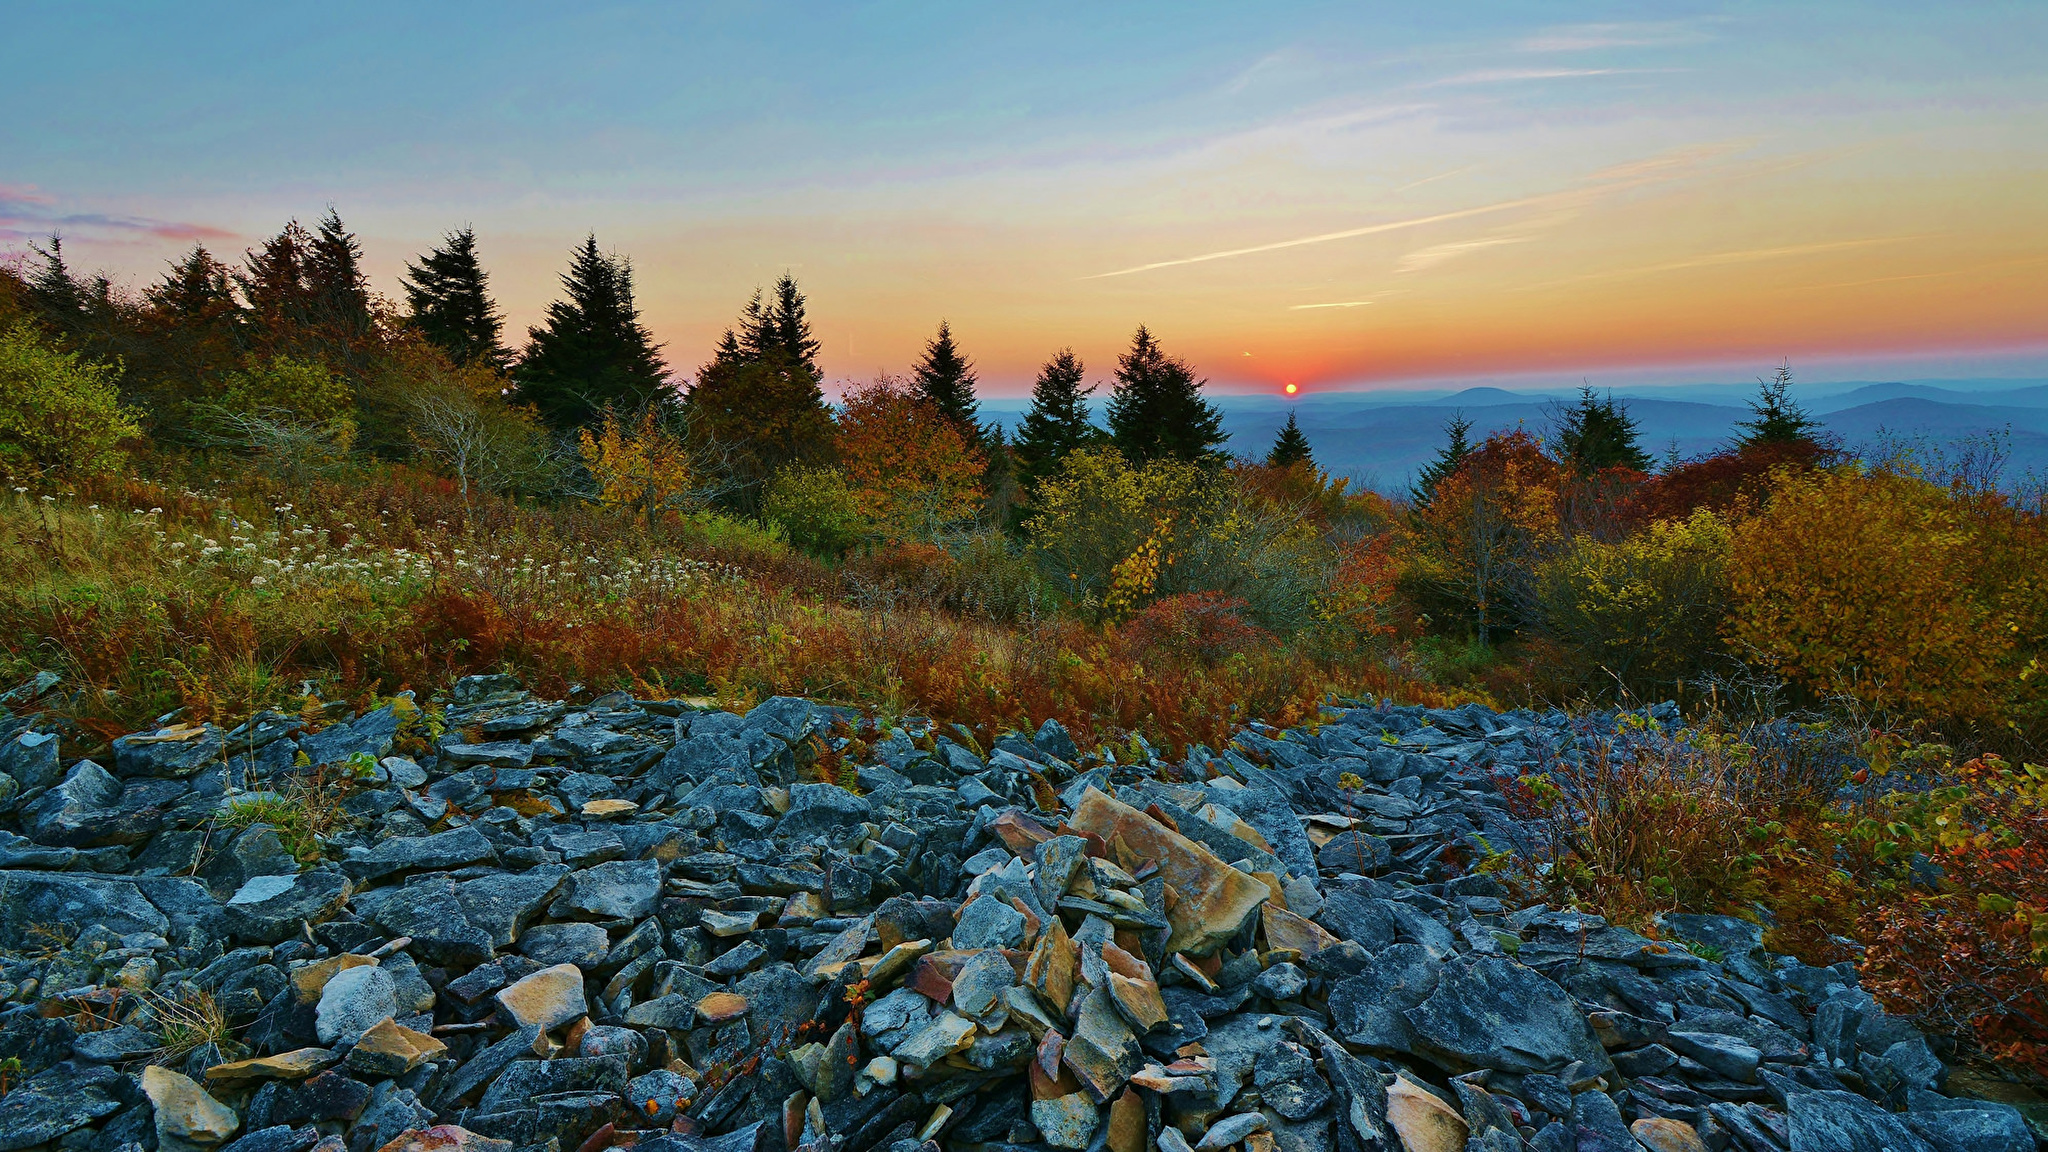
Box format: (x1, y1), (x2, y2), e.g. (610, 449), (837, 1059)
(1106, 326), (1226, 464)
(402, 227), (509, 369)
(1013, 348), (1099, 488)
(514, 235), (668, 428)
(1268, 410), (1313, 468)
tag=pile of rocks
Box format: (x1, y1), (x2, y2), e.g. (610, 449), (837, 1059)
(0, 672), (2038, 1152)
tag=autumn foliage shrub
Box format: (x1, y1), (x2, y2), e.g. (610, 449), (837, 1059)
(1727, 468), (2016, 723)
(1118, 592), (1271, 666)
(835, 378), (984, 541)
(1531, 508), (1733, 698)
(0, 321), (142, 479)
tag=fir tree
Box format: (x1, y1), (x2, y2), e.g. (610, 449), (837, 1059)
(1012, 348), (1098, 488)
(402, 227), (509, 369)
(1411, 412), (1473, 506)
(912, 320), (981, 440)
(146, 245), (236, 323)
(1267, 410), (1313, 468)
(237, 220), (316, 336)
(1106, 326), (1226, 464)
(682, 284), (837, 510)
(1555, 386), (1651, 474)
(306, 209), (372, 339)
(25, 236), (84, 323)
(515, 235), (668, 429)
(1735, 361), (1823, 449)
(713, 274), (822, 382)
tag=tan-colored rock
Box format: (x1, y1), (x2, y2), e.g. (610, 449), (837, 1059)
(142, 1065), (240, 1149)
(1107, 973), (1168, 1033)
(1068, 789), (1269, 956)
(1245, 1131), (1276, 1152)
(696, 991), (749, 1024)
(1027, 920), (1077, 1015)
(866, 938), (932, 989)
(205, 1047), (338, 1085)
(1631, 1117), (1710, 1152)
(373, 1127), (512, 1152)
(289, 953), (377, 1005)
(1261, 904), (1340, 956)
(580, 799), (638, 818)
(346, 1017), (448, 1077)
(700, 909), (762, 937)
(780, 891), (829, 925)
(1106, 1088), (1146, 1152)
(493, 962), (587, 1031)
(1384, 1074), (1466, 1152)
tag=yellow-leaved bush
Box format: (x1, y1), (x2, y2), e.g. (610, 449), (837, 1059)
(1728, 468), (2010, 720)
(1533, 508), (1733, 697)
(0, 321), (140, 479)
(578, 407), (693, 520)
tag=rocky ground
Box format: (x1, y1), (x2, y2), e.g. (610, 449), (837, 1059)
(0, 673), (2039, 1152)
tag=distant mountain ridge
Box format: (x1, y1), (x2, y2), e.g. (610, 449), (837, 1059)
(979, 378), (2048, 492)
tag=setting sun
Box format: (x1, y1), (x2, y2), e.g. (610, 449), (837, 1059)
(1284, 383), (1299, 395)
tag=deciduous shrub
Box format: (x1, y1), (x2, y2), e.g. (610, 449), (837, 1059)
(579, 407), (693, 519)
(1728, 469), (2005, 721)
(764, 466), (866, 558)
(835, 378), (984, 541)
(1119, 592), (1271, 665)
(1533, 508), (1733, 697)
(1404, 431), (1564, 644)
(0, 321), (140, 478)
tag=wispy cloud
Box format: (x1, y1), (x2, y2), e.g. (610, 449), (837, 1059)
(1085, 142), (1740, 279)
(0, 184), (233, 246)
(1520, 236), (1929, 290)
(1423, 67), (1671, 88)
(1395, 235), (1533, 273)
(1392, 165), (1480, 193)
(1289, 300), (1374, 310)
(1514, 21), (1709, 53)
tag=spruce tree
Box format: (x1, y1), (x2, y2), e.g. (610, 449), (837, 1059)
(146, 245), (236, 323)
(912, 321), (981, 440)
(402, 227), (509, 369)
(1267, 410), (1313, 468)
(515, 235), (668, 429)
(682, 284), (837, 509)
(1013, 348), (1098, 488)
(1106, 326), (1226, 464)
(237, 220), (316, 337)
(1735, 361), (1822, 449)
(25, 236), (84, 323)
(1411, 412), (1473, 506)
(1555, 386), (1651, 474)
(306, 209), (373, 339)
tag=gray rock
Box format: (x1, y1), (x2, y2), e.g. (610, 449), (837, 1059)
(314, 964), (399, 1045)
(1569, 1089), (1637, 1152)
(1251, 962), (1309, 1002)
(112, 724), (225, 778)
(1904, 1102), (2036, 1152)
(0, 1066), (124, 1151)
(555, 858), (662, 920)
(519, 921), (612, 967)
(455, 865), (571, 947)
(23, 759), (129, 846)
(1327, 943), (1439, 1051)
(953, 893), (1028, 950)
(341, 825), (498, 882)
(1254, 1042), (1331, 1120)
(0, 870), (169, 949)
(1404, 955), (1610, 1075)
(224, 870), (351, 942)
(777, 782), (874, 839)
(1789, 1089), (1937, 1152)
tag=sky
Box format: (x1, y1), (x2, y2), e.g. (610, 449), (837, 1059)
(4, 1), (2045, 396)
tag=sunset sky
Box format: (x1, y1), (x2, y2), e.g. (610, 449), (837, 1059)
(5, 2), (2045, 395)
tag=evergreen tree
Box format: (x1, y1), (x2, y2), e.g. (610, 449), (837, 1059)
(515, 235), (668, 429)
(1735, 361), (1823, 449)
(146, 245), (236, 323)
(237, 220), (316, 337)
(25, 236), (84, 323)
(402, 227), (509, 369)
(1267, 410), (1313, 468)
(306, 209), (373, 339)
(1012, 348), (1098, 488)
(912, 321), (981, 440)
(1106, 326), (1226, 464)
(1554, 386), (1651, 474)
(682, 284), (837, 510)
(1411, 412), (1473, 506)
